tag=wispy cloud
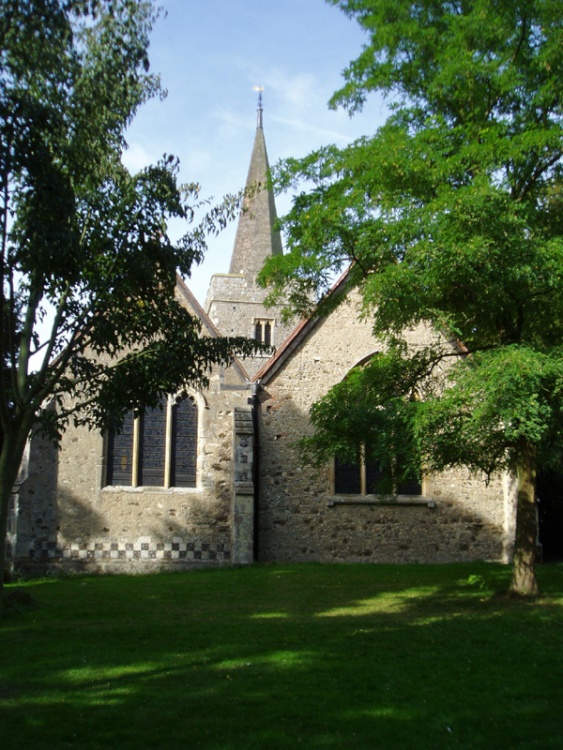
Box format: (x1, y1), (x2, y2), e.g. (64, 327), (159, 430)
(122, 142), (159, 172)
(271, 114), (357, 145)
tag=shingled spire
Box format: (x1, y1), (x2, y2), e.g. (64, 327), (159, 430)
(205, 93), (295, 377)
(228, 92), (283, 277)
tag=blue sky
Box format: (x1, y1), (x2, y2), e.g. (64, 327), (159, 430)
(122, 0), (388, 303)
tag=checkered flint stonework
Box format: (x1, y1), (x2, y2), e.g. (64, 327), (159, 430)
(30, 537), (231, 562)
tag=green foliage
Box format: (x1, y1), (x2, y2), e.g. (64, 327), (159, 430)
(417, 345), (563, 477)
(259, 0), (562, 592)
(302, 345), (428, 487)
(260, 0), (562, 474)
(0, 0), (259, 445)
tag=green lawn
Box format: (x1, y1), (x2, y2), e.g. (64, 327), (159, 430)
(1, 563), (562, 749)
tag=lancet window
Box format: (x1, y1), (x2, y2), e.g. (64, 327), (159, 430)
(254, 318), (273, 346)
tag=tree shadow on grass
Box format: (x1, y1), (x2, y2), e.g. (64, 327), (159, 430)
(1, 563), (562, 750)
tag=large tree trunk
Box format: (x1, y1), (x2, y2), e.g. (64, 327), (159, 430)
(0, 482), (9, 618)
(0, 431), (30, 618)
(510, 440), (539, 596)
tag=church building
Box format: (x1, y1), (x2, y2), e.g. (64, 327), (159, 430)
(7, 101), (520, 575)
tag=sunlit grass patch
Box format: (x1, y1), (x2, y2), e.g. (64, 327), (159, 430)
(250, 611), (290, 619)
(317, 585), (443, 617)
(215, 650), (316, 672)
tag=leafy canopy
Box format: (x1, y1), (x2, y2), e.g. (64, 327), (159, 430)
(260, 0), (563, 480)
(0, 0), (259, 446)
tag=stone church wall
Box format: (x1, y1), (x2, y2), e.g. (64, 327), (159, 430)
(14, 363), (251, 575)
(257, 293), (512, 564)
(7, 111), (517, 577)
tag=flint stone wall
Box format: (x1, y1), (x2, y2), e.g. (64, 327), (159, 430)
(257, 293), (514, 564)
(14, 363), (251, 575)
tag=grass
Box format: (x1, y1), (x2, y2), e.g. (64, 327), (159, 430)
(1, 562), (562, 750)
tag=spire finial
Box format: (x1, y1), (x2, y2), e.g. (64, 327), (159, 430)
(253, 85), (264, 129)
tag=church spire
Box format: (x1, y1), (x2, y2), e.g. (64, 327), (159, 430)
(205, 94), (295, 376)
(228, 90), (283, 276)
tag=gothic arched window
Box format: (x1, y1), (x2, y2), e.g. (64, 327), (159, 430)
(106, 394), (198, 488)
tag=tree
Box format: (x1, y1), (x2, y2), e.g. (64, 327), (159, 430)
(0, 0), (259, 608)
(260, 0), (563, 595)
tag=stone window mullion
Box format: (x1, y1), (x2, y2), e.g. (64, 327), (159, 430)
(164, 397), (173, 489)
(132, 415), (140, 488)
(360, 445), (367, 495)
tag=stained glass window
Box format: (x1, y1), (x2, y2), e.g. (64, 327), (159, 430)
(365, 458), (386, 495)
(106, 410), (134, 486)
(170, 396), (198, 488)
(334, 456), (362, 494)
(138, 397), (167, 487)
(106, 393), (198, 488)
